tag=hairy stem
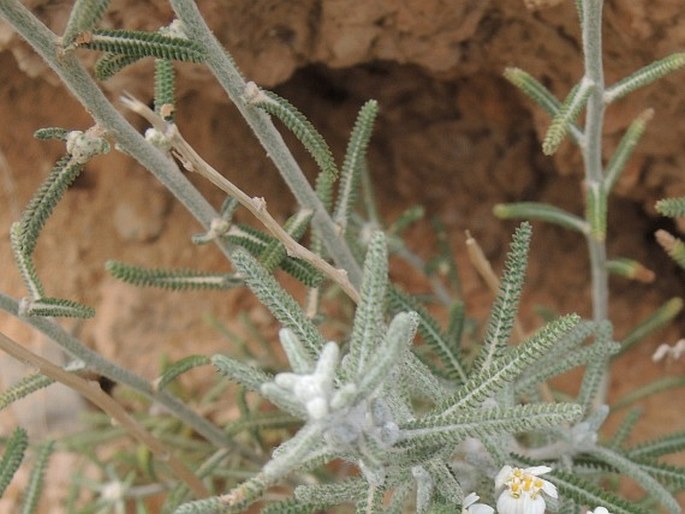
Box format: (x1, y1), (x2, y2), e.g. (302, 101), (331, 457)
(581, 0), (610, 405)
(169, 0), (363, 288)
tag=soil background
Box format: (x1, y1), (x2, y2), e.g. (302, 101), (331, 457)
(0, 0), (684, 511)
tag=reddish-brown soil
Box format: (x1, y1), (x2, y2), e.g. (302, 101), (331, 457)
(0, 0), (684, 510)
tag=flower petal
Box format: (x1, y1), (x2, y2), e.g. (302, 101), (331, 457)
(469, 503), (495, 514)
(523, 465), (552, 476)
(540, 479), (558, 499)
(463, 492), (479, 508)
(495, 465), (514, 490)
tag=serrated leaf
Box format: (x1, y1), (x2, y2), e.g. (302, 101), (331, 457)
(474, 222), (532, 373)
(333, 100), (379, 234)
(156, 355), (210, 391)
(387, 288), (467, 382)
(250, 87), (338, 181)
(20, 296), (95, 319)
(604, 52), (685, 103)
(20, 440), (54, 514)
(154, 59), (175, 121)
(0, 373), (55, 412)
(106, 260), (241, 291)
(442, 314), (580, 414)
(232, 249), (324, 356)
(542, 77), (594, 155)
(94, 52), (143, 80)
(83, 29), (207, 63)
(62, 0), (111, 46)
(0, 427), (28, 497)
(400, 402), (582, 449)
(545, 469), (644, 514)
(344, 231), (388, 380)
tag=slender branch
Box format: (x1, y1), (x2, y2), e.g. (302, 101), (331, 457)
(0, 292), (230, 449)
(581, 0), (608, 324)
(121, 95), (361, 304)
(0, 330), (209, 498)
(169, 0), (363, 289)
(581, 0), (610, 406)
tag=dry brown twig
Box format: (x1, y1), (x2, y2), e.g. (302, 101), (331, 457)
(120, 94), (361, 304)
(0, 330), (209, 498)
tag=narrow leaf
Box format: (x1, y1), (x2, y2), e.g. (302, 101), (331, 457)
(20, 440), (55, 514)
(585, 181), (607, 242)
(155, 355), (210, 391)
(493, 202), (588, 234)
(247, 84), (338, 181)
(19, 296), (95, 319)
(106, 260), (241, 291)
(618, 297), (683, 355)
(543, 77), (594, 155)
(94, 52), (143, 80)
(232, 250), (324, 356)
(154, 59), (176, 121)
(0, 427), (28, 497)
(83, 29), (207, 63)
(656, 196), (685, 218)
(604, 53), (685, 103)
(62, 0), (111, 46)
(0, 373), (55, 412)
(474, 222), (532, 373)
(655, 230), (685, 269)
(607, 258), (655, 283)
(605, 109), (653, 192)
(333, 100), (379, 234)
(345, 231), (388, 380)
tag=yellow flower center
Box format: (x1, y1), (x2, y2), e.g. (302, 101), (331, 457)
(505, 468), (544, 499)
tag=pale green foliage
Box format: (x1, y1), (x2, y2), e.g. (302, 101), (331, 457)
(604, 52), (685, 103)
(106, 260), (242, 291)
(493, 202), (588, 234)
(1, 0), (685, 512)
(82, 29), (207, 63)
(0, 427), (28, 497)
(542, 78), (594, 155)
(19, 441), (54, 514)
(62, 0), (111, 46)
(0, 374), (55, 412)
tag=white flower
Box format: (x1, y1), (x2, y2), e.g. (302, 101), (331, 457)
(462, 492), (494, 514)
(587, 508), (612, 514)
(495, 465), (558, 514)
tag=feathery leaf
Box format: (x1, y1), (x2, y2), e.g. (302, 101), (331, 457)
(155, 355), (210, 391)
(656, 196), (685, 218)
(542, 77), (594, 155)
(605, 109), (653, 192)
(106, 260), (241, 291)
(655, 230), (685, 270)
(0, 373), (55, 412)
(19, 296), (95, 319)
(232, 250), (324, 356)
(604, 52), (685, 103)
(334, 100), (379, 234)
(20, 440), (54, 514)
(475, 222), (532, 373)
(248, 85), (338, 181)
(345, 231), (388, 380)
(0, 427), (28, 497)
(154, 59), (176, 121)
(94, 52), (143, 80)
(62, 0), (111, 47)
(82, 29), (207, 63)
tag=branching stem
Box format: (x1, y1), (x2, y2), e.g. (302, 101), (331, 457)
(581, 0), (610, 404)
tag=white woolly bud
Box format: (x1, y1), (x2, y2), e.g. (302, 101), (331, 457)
(145, 128), (172, 151)
(66, 130), (110, 164)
